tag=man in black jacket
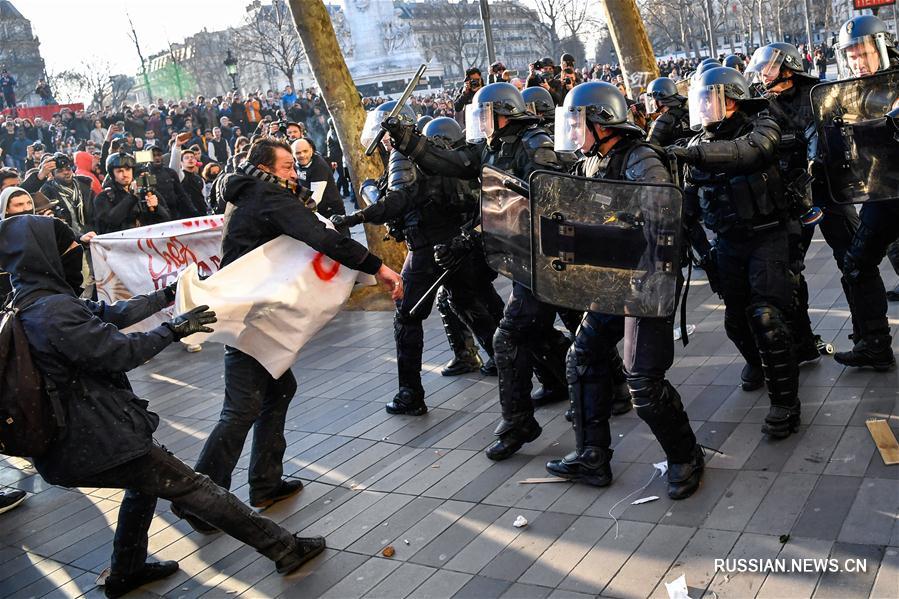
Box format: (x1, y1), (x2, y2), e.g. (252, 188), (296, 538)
(147, 146), (192, 219)
(0, 215), (329, 597)
(39, 152), (96, 237)
(292, 137), (346, 221)
(192, 138), (402, 517)
(93, 153), (172, 234)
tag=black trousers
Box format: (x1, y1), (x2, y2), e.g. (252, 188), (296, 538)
(494, 282), (577, 428)
(843, 199), (899, 339)
(394, 247), (501, 392)
(194, 347), (297, 503)
(79, 445), (296, 578)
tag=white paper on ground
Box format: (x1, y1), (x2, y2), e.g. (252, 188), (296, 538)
(631, 496), (660, 505)
(512, 515), (528, 528)
(175, 224), (365, 378)
(665, 574), (691, 599)
(654, 461), (669, 477)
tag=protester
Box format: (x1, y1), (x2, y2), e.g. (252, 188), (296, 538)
(292, 137), (345, 222)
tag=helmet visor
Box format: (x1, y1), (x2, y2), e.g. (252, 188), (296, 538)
(360, 110), (386, 148)
(836, 34), (891, 78)
(554, 106), (587, 152)
(465, 103), (494, 142)
(689, 84), (727, 130)
(746, 47), (786, 87)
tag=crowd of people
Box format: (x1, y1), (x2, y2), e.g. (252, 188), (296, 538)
(0, 12), (897, 597)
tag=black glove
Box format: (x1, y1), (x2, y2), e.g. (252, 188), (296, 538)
(667, 145), (700, 164)
(381, 116), (419, 154)
(162, 282), (177, 304)
(434, 234), (474, 271)
(330, 212), (363, 228)
(163, 305), (217, 340)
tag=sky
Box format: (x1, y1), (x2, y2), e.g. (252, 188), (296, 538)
(19, 0), (249, 76)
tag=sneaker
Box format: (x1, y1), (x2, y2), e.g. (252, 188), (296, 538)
(795, 339), (822, 367)
(275, 535), (326, 575)
(0, 490), (26, 514)
(104, 561), (179, 598)
(834, 336), (896, 371)
(250, 479), (304, 509)
(741, 363), (764, 391)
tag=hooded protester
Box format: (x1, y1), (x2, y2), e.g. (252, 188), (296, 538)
(0, 185), (35, 301)
(74, 150), (102, 196)
(0, 215), (328, 598)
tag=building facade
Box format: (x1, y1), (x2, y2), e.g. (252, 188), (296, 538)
(0, 0), (46, 106)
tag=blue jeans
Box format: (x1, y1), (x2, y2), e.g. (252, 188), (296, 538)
(194, 347), (297, 503)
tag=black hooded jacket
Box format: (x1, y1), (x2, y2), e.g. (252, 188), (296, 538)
(0, 215), (175, 485)
(217, 169), (381, 273)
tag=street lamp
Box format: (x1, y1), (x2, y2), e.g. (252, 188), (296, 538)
(224, 50), (239, 91)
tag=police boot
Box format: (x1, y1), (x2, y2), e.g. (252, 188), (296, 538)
(546, 376), (613, 486)
(438, 297), (482, 376)
(667, 445), (705, 500)
(386, 387), (427, 416)
(834, 335), (896, 371)
(748, 304), (802, 439)
(531, 384), (567, 407)
(887, 284), (899, 302)
(485, 417), (542, 461)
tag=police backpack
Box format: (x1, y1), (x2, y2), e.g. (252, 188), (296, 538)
(0, 307), (64, 457)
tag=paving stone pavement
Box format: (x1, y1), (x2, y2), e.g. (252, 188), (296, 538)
(2, 231), (899, 598)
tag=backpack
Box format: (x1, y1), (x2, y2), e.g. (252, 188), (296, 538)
(0, 307), (64, 457)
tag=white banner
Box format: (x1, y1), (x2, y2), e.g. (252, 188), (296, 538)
(175, 229), (360, 378)
(90, 216), (226, 331)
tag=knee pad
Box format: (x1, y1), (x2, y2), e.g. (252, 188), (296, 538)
(628, 377), (678, 418)
(493, 326), (521, 367)
(746, 303), (791, 350)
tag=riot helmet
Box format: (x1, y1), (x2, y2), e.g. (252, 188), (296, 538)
(555, 81), (642, 154)
(521, 86), (556, 122)
(416, 115), (433, 129)
(360, 100), (416, 147)
(422, 117), (464, 147)
(836, 15), (897, 78)
(644, 77), (685, 113)
(746, 43), (818, 89)
(465, 82), (535, 142)
(723, 54), (745, 72)
(688, 67), (767, 130)
(105, 151), (137, 172)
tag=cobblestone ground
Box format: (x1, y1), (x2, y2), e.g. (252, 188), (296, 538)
(2, 229), (899, 598)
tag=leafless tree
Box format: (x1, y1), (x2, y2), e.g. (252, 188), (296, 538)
(235, 0), (306, 91)
(411, 0), (485, 79)
(531, 0), (600, 59)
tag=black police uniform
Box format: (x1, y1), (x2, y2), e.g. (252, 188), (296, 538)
(647, 105), (692, 147)
(683, 112), (801, 437)
(548, 136), (702, 494)
(387, 117), (579, 458)
(349, 150), (502, 413)
(768, 78), (860, 357)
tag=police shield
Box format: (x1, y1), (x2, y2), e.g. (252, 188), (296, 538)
(480, 165), (531, 286)
(529, 171), (683, 317)
(811, 71), (899, 204)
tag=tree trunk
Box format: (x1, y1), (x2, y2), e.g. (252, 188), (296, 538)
(600, 0), (660, 96)
(286, 0), (406, 310)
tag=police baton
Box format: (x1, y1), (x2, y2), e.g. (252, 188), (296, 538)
(364, 63), (428, 156)
(407, 215), (479, 318)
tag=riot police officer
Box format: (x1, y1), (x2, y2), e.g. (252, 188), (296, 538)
(521, 86), (556, 130)
(670, 67), (800, 439)
(746, 42), (858, 362)
(383, 82), (576, 459)
(339, 115), (502, 415)
(644, 77), (692, 146)
(723, 54), (746, 73)
(544, 82), (704, 498)
(831, 15), (899, 370)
